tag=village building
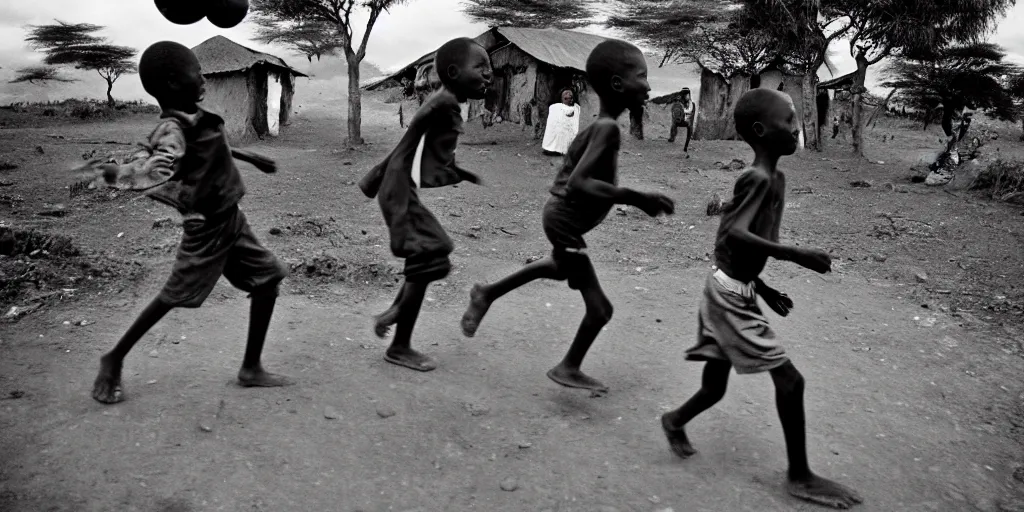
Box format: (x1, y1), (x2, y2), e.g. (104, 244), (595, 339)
(191, 35), (307, 142)
(365, 27), (610, 136)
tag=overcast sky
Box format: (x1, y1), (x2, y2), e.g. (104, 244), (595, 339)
(1, 0), (1022, 103)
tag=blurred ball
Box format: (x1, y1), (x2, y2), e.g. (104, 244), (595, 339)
(208, 0), (249, 28)
(155, 0), (206, 25)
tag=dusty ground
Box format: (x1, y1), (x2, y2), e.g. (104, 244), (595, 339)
(1, 93), (1023, 512)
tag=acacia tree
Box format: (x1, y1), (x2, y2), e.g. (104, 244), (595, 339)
(461, 0), (596, 29)
(252, 0), (410, 145)
(818, 0), (1013, 156)
(24, 21), (137, 107)
(252, 17), (343, 62)
(606, 0), (723, 68)
(9, 66), (76, 85)
(885, 43), (1020, 138)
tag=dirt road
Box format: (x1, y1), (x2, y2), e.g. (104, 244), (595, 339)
(2, 100), (1023, 511)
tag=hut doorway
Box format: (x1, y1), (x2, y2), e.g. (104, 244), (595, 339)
(487, 68), (511, 121)
(267, 72), (282, 136)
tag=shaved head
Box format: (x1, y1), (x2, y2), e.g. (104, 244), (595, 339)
(734, 88), (795, 142)
(139, 41), (200, 101)
(586, 39), (645, 99)
(435, 37), (484, 89)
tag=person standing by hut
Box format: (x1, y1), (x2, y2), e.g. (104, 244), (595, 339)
(542, 88), (581, 156)
(668, 87), (696, 157)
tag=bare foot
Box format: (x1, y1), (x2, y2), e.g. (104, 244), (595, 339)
(460, 284), (491, 337)
(374, 305), (400, 338)
(546, 364), (608, 392)
(384, 348), (437, 372)
(237, 366), (294, 387)
(661, 413), (697, 458)
(787, 474), (863, 509)
(92, 355), (125, 404)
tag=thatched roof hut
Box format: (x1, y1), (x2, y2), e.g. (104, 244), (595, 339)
(366, 27), (610, 136)
(192, 36), (307, 142)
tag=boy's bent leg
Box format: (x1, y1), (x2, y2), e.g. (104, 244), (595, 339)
(461, 256), (563, 337)
(771, 361), (862, 509)
(548, 255), (612, 392)
(375, 285), (406, 338)
(93, 297), (174, 404)
(238, 286), (293, 387)
(662, 359), (731, 458)
(385, 279), (437, 372)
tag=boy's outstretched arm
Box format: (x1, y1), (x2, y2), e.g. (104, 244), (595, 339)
(726, 172), (830, 274)
(566, 121), (674, 216)
(231, 148), (277, 174)
(72, 120), (184, 194)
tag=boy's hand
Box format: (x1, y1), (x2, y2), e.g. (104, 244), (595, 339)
(248, 154), (277, 174)
(792, 248), (832, 274)
(757, 285), (794, 317)
(637, 192), (675, 217)
(456, 166), (483, 185)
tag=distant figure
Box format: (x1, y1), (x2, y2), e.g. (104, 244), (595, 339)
(668, 87), (696, 156)
(661, 88), (863, 509)
(831, 115), (840, 139)
(542, 88), (581, 156)
(958, 110), (974, 142)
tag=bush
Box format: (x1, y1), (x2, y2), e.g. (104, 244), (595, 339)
(971, 159), (1024, 203)
(0, 98), (159, 124)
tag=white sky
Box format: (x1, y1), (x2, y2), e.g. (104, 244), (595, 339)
(1, 0), (1022, 103)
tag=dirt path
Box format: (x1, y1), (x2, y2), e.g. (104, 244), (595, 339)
(2, 253), (1022, 511)
(3, 104), (1024, 511)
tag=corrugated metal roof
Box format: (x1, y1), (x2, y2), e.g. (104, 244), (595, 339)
(192, 35), (307, 77)
(494, 27), (606, 72)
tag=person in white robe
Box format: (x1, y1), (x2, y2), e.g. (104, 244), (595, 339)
(542, 88), (581, 156)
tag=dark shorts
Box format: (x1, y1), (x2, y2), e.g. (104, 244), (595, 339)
(685, 272), (789, 374)
(541, 196), (607, 251)
(159, 206), (288, 308)
(542, 197), (607, 289)
(389, 190), (453, 283)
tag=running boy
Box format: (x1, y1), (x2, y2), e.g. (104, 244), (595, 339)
(84, 41), (291, 404)
(660, 88), (862, 509)
(358, 38), (491, 372)
(460, 39), (675, 393)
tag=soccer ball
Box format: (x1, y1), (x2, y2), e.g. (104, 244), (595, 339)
(154, 0), (206, 25)
(207, 0), (249, 28)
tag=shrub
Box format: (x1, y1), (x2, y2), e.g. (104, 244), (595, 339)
(971, 159), (1024, 202)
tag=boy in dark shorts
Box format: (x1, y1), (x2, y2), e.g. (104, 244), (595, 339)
(460, 39), (675, 393)
(660, 88), (862, 509)
(83, 41), (291, 404)
(358, 38), (491, 372)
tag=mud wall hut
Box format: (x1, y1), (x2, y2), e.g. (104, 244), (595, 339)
(192, 36), (307, 143)
(365, 27), (613, 137)
(693, 65), (807, 143)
